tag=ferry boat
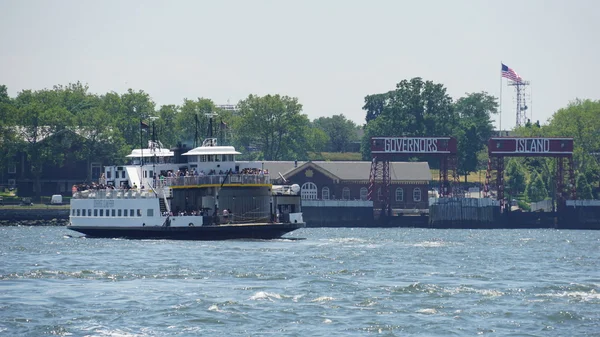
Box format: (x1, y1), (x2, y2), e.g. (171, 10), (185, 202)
(67, 114), (305, 240)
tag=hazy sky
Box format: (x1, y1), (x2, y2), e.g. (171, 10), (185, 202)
(1, 0), (598, 130)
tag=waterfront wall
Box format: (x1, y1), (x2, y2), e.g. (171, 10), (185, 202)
(429, 198), (501, 227)
(302, 200), (375, 227)
(0, 208), (69, 226)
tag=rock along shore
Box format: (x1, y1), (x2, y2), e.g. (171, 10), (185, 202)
(0, 208), (69, 226)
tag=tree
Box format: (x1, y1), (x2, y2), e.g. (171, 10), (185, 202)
(453, 92), (498, 181)
(505, 159), (526, 197)
(576, 173), (593, 199)
(361, 77), (456, 159)
(14, 89), (74, 201)
(76, 105), (128, 182)
(312, 114), (358, 152)
(0, 85), (18, 174)
(174, 98), (216, 147)
(545, 99), (600, 189)
(156, 104), (179, 148)
(526, 171), (548, 202)
(119, 89), (156, 148)
(236, 94), (311, 160)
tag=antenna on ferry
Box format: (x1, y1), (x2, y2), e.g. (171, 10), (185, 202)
(194, 114), (199, 148)
(205, 111), (218, 142)
(149, 116), (159, 190)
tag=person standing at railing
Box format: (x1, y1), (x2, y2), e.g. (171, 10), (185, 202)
(222, 208), (229, 223)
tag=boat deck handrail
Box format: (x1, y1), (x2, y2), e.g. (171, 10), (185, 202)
(73, 190), (160, 200)
(157, 173), (270, 187)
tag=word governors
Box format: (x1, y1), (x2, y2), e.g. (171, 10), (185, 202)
(384, 138), (439, 153)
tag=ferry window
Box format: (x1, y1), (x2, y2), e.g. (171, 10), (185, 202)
(72, 209), (76, 216)
(130, 209), (134, 217)
(360, 187), (368, 201)
(322, 187), (330, 200)
(342, 187), (350, 200)
(147, 209), (154, 217)
(200, 155), (207, 162)
(396, 188), (404, 202)
(94, 209), (98, 216)
(118, 209), (122, 216)
(106, 210), (110, 217)
(413, 188), (421, 202)
(76, 209), (80, 216)
(121, 171), (126, 179)
(137, 209), (142, 217)
(100, 209), (104, 216)
(111, 209), (116, 217)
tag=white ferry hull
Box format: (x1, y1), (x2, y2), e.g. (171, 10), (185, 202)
(68, 196), (305, 240)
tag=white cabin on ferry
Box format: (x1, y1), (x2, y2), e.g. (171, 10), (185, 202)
(103, 138), (264, 189)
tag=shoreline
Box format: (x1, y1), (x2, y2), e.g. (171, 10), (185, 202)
(0, 208), (69, 226)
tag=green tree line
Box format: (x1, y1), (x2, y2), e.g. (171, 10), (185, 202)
(1, 79), (598, 200)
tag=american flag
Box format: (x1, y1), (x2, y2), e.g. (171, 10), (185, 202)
(501, 63), (522, 82)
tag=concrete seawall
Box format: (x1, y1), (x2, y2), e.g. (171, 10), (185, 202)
(0, 209), (69, 226)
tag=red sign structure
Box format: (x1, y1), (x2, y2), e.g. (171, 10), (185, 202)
(371, 137), (457, 158)
(369, 137), (460, 219)
(488, 138), (573, 157)
(485, 137), (576, 209)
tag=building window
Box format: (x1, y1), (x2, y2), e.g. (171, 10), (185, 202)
(413, 188), (421, 202)
(8, 164), (16, 174)
(301, 182), (318, 200)
(322, 187), (330, 200)
(8, 179), (16, 187)
(360, 187), (368, 201)
(342, 187), (350, 200)
(377, 187), (383, 201)
(395, 188), (404, 201)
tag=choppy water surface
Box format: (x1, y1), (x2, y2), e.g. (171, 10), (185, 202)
(1, 226), (599, 336)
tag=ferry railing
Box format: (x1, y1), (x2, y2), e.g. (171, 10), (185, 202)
(156, 174), (271, 188)
(73, 189), (160, 199)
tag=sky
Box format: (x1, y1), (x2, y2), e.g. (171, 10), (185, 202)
(1, 0), (598, 130)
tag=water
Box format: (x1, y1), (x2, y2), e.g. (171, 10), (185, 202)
(1, 226), (599, 336)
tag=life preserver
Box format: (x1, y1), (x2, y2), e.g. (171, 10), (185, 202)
(189, 223), (194, 227)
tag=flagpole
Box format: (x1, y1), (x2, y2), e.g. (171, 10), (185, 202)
(499, 62), (503, 135)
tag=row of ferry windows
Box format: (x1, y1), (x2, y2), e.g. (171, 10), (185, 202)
(105, 171), (126, 179)
(72, 208), (154, 217)
(195, 154), (234, 162)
